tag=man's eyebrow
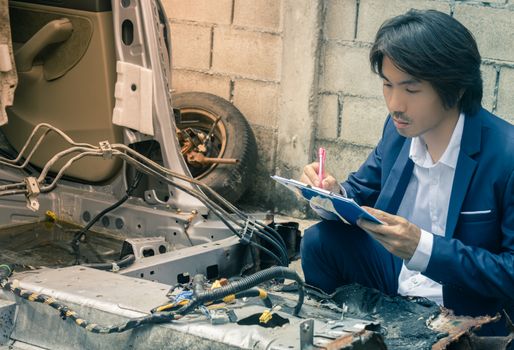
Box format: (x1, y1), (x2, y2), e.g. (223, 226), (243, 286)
(381, 75), (421, 85)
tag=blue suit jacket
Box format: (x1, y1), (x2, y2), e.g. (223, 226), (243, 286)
(341, 108), (514, 334)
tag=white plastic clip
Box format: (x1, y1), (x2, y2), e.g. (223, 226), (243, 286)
(99, 141), (113, 159)
(111, 262), (120, 272)
(240, 218), (256, 245)
(24, 177), (40, 212)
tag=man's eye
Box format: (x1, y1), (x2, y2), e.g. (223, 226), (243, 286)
(383, 83), (392, 88)
(406, 89), (420, 94)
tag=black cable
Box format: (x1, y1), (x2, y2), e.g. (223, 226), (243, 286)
(70, 146), (150, 263)
(248, 241), (283, 267)
(118, 147), (291, 265)
(180, 266), (305, 316)
(121, 154), (289, 266)
(232, 288), (273, 308)
(118, 153), (289, 266)
(172, 169), (289, 260)
(70, 193), (130, 263)
(81, 254), (135, 271)
(182, 171), (288, 253)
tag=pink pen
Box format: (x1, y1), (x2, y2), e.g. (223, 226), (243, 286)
(318, 147), (326, 189)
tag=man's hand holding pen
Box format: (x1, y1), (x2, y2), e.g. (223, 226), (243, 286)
(301, 162), (341, 193)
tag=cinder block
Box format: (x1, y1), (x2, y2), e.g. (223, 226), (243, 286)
(339, 96), (388, 146)
(357, 0), (450, 42)
(480, 64), (498, 112)
(164, 0), (232, 24)
(233, 79), (280, 127)
(170, 23), (211, 70)
(233, 0), (282, 31)
(324, 0), (357, 41)
(212, 27), (282, 81)
(171, 70), (231, 100)
(496, 67), (514, 125)
(454, 4), (514, 62)
(321, 43), (383, 97)
(316, 94), (340, 139)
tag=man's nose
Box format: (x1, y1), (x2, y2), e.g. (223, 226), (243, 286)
(388, 90), (407, 113)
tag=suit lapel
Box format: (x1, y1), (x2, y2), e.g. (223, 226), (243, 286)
(445, 112), (482, 238)
(375, 138), (414, 213)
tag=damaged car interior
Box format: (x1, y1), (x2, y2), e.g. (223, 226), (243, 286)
(0, 0), (512, 349)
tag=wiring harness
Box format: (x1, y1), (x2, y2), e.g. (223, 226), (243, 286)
(0, 264), (304, 334)
(0, 123), (290, 267)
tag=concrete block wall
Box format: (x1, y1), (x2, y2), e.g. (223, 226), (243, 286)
(163, 0), (514, 216)
(162, 0), (285, 206)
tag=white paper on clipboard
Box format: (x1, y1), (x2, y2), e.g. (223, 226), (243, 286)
(272, 175), (383, 225)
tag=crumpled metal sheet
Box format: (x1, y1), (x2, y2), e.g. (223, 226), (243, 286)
(429, 308), (513, 350)
(319, 284), (514, 350)
(323, 329), (387, 350)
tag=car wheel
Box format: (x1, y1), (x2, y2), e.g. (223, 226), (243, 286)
(173, 92), (258, 203)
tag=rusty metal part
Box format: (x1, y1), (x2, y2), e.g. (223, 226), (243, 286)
(176, 108), (230, 179)
(180, 139), (194, 155)
(186, 151), (238, 166)
(429, 308), (513, 350)
(440, 310), (514, 350)
(177, 128), (204, 155)
(323, 329), (387, 350)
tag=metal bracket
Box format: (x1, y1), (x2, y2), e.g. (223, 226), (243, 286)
(300, 319), (315, 350)
(24, 177), (40, 212)
(99, 140), (113, 159)
(120, 237), (170, 260)
(143, 190), (168, 205)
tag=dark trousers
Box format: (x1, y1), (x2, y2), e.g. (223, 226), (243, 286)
(301, 220), (402, 295)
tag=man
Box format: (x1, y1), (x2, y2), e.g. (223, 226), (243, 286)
(300, 9), (514, 336)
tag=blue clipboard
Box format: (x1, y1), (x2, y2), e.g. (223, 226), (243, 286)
(272, 175), (383, 225)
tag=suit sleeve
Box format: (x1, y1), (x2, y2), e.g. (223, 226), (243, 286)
(341, 116), (391, 207)
(424, 168), (514, 301)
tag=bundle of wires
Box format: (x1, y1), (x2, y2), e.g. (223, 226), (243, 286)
(0, 123), (290, 267)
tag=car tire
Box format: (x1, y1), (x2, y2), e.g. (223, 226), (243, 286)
(173, 92), (258, 203)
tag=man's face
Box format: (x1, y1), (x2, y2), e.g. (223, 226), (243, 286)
(381, 56), (455, 139)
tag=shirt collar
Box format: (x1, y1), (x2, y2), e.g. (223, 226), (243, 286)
(409, 112), (465, 169)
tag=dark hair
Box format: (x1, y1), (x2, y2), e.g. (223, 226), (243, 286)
(370, 9), (483, 116)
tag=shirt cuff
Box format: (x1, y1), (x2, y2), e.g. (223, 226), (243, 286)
(405, 229), (433, 273)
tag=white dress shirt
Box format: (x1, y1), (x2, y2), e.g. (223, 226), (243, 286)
(311, 113), (465, 305)
(397, 112), (464, 304)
